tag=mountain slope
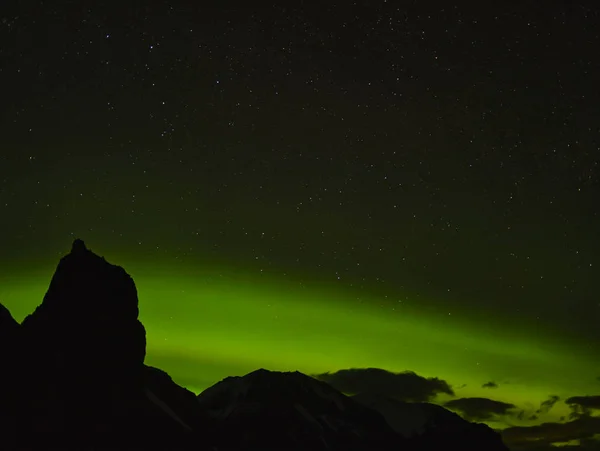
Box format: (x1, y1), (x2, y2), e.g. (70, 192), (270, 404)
(197, 368), (404, 451)
(351, 393), (509, 451)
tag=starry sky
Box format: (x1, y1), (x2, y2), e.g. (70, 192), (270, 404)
(1, 1), (599, 449)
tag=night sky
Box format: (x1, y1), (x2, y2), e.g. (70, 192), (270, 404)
(1, 1), (599, 448)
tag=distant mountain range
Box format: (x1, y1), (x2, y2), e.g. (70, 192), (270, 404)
(0, 240), (510, 450)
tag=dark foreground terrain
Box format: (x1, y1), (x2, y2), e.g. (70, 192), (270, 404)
(0, 240), (509, 450)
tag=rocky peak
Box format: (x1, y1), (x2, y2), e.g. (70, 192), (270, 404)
(20, 239), (146, 386)
(71, 238), (87, 254)
(0, 241), (211, 449)
(197, 369), (402, 451)
(24, 239), (140, 324)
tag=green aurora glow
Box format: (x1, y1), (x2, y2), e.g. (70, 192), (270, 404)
(1, 251), (598, 430)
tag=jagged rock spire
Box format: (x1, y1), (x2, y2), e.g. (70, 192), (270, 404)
(71, 238), (87, 254)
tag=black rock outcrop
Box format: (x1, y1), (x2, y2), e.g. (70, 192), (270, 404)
(0, 240), (211, 450)
(21, 238), (146, 380)
(0, 303), (21, 449)
(16, 240), (147, 447)
(0, 302), (19, 338)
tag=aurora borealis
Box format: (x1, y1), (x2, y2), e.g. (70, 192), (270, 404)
(1, 251), (598, 434)
(1, 1), (599, 449)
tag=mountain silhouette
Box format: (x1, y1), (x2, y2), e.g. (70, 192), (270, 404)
(0, 240), (211, 450)
(0, 240), (510, 450)
(351, 393), (509, 451)
(196, 368), (402, 450)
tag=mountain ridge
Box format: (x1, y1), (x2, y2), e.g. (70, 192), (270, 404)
(0, 240), (510, 450)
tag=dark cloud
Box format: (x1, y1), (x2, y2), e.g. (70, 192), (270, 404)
(507, 441), (600, 451)
(516, 410), (541, 422)
(516, 409), (530, 421)
(313, 368), (454, 402)
(501, 414), (600, 451)
(567, 396), (600, 411)
(566, 396), (600, 419)
(537, 395), (560, 415)
(482, 381), (498, 389)
(444, 397), (516, 421)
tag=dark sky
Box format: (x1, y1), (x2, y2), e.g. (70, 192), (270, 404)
(1, 1), (599, 448)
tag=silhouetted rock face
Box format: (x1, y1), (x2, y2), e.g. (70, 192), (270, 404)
(21, 239), (146, 378)
(16, 240), (149, 447)
(0, 303), (19, 339)
(0, 241), (214, 450)
(197, 368), (404, 451)
(0, 304), (21, 448)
